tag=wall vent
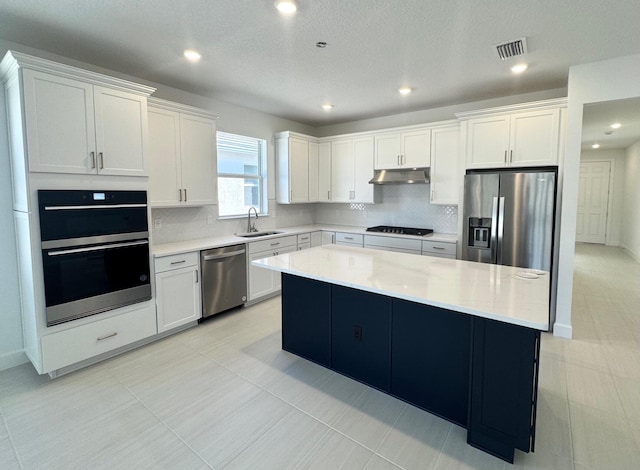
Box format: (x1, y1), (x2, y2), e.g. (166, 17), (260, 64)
(494, 37), (528, 60)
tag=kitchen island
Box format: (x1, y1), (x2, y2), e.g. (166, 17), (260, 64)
(253, 245), (549, 463)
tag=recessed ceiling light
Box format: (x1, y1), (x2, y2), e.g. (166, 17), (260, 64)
(183, 49), (201, 63)
(610, 122), (622, 129)
(592, 143), (600, 149)
(315, 41), (327, 48)
(322, 103), (334, 111)
(511, 63), (528, 74)
(398, 87), (412, 95)
(275, 0), (297, 15)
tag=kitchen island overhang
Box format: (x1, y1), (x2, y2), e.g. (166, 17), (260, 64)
(253, 245), (548, 463)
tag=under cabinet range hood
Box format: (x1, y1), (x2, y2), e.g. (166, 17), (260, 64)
(368, 167), (430, 185)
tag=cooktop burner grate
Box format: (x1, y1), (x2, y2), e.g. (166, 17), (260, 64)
(366, 225), (433, 236)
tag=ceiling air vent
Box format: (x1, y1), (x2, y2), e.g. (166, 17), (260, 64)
(494, 37), (528, 60)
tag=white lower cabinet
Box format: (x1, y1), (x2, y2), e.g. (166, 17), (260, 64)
(422, 240), (457, 259)
(248, 236), (297, 301)
(310, 231), (322, 247)
(321, 231), (336, 245)
(40, 304), (157, 373)
(335, 232), (364, 247)
(364, 235), (422, 254)
(154, 252), (201, 333)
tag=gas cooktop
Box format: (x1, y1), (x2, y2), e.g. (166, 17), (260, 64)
(366, 225), (433, 236)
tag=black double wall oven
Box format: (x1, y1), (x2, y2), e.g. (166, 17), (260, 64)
(38, 190), (152, 326)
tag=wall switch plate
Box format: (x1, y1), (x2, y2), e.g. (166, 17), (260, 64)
(154, 218), (162, 229)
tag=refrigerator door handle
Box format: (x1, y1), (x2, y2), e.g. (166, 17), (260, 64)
(491, 197), (499, 263)
(497, 196), (505, 265)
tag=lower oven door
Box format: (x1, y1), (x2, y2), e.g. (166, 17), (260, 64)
(42, 239), (152, 326)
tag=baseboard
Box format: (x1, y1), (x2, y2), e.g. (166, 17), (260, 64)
(0, 350), (29, 371)
(553, 322), (573, 339)
(620, 244), (640, 263)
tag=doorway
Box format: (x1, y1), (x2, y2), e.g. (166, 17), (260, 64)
(576, 160), (611, 244)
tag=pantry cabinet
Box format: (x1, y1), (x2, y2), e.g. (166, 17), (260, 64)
(148, 99), (218, 207)
(458, 99), (566, 169)
(374, 128), (431, 169)
(19, 64), (152, 176)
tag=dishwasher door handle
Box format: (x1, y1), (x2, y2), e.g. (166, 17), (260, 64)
(202, 249), (246, 261)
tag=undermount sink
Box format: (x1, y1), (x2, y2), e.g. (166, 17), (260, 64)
(236, 231), (283, 238)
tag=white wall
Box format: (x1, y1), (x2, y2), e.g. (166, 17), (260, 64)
(621, 140), (640, 260)
(556, 53), (640, 339)
(580, 149), (626, 246)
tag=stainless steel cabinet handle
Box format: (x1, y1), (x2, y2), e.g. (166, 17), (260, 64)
(509, 150), (513, 163)
(504, 150), (507, 163)
(179, 189), (183, 202)
(327, 190), (330, 200)
(97, 332), (117, 341)
(48, 239), (149, 256)
(98, 152), (104, 170)
(270, 242), (280, 246)
(202, 249), (246, 261)
(497, 196), (505, 264)
(90, 151), (96, 169)
(195, 269), (198, 283)
(184, 188), (187, 202)
(170, 260), (186, 265)
(344, 237), (354, 240)
(432, 246), (445, 250)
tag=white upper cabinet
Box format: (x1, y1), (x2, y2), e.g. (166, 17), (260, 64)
(317, 141), (331, 202)
(20, 66), (152, 176)
(331, 136), (376, 203)
(374, 128), (431, 169)
(458, 99), (566, 169)
(275, 132), (317, 204)
(429, 124), (460, 205)
(148, 98), (217, 207)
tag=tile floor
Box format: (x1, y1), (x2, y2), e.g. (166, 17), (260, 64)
(1, 243), (639, 469)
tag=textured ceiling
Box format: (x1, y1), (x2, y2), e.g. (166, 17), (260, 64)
(1, 0), (640, 126)
(582, 98), (640, 151)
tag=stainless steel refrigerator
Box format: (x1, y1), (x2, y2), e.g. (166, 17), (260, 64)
(462, 168), (556, 272)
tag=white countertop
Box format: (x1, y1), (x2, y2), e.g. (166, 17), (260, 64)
(153, 224), (457, 257)
(253, 245), (550, 330)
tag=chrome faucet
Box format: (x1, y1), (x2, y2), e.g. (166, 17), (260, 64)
(247, 207), (259, 233)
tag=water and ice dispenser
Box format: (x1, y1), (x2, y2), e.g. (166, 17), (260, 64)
(467, 217), (491, 249)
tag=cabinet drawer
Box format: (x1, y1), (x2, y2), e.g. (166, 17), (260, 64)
(422, 240), (456, 257)
(364, 235), (422, 252)
(249, 235), (296, 254)
(297, 242), (311, 250)
(41, 304), (157, 373)
(155, 252), (198, 273)
(297, 233), (311, 244)
(335, 232), (363, 245)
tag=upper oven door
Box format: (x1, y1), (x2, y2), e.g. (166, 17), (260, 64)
(38, 190), (148, 244)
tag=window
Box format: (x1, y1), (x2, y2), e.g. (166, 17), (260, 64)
(216, 131), (267, 217)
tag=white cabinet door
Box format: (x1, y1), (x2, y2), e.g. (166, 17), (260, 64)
(248, 251), (279, 301)
(22, 69), (96, 174)
(155, 265), (201, 333)
(353, 136), (375, 203)
(401, 129), (431, 168)
(148, 107), (182, 206)
(374, 133), (402, 169)
(375, 130), (430, 169)
(94, 86), (147, 175)
(179, 114), (217, 205)
(509, 108), (560, 166)
(466, 115), (510, 168)
(331, 140), (353, 202)
(430, 126), (460, 205)
(321, 231), (335, 245)
(289, 137), (310, 203)
(310, 231), (322, 247)
(308, 141), (319, 202)
(318, 141), (332, 202)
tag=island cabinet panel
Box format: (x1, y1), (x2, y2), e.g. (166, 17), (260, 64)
(390, 300), (471, 426)
(331, 286), (392, 391)
(467, 318), (540, 463)
(281, 274), (331, 367)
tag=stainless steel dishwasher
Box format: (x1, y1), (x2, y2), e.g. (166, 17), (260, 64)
(200, 244), (247, 318)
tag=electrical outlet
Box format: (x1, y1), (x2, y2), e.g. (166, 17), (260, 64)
(154, 218), (162, 229)
(206, 215), (214, 225)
